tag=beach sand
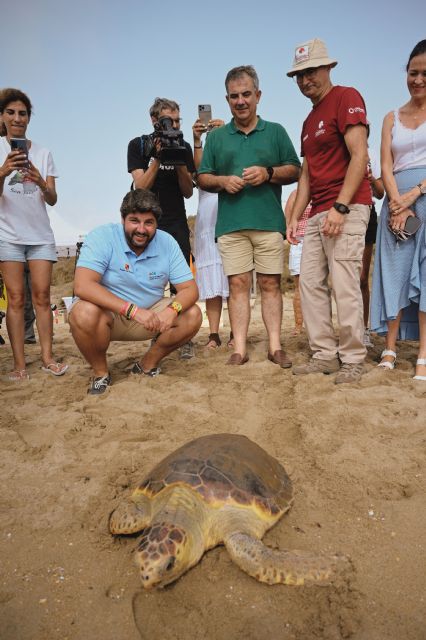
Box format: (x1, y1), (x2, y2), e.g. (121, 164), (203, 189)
(0, 259), (425, 640)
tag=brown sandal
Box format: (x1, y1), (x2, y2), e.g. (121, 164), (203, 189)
(227, 331), (234, 349)
(206, 333), (221, 348)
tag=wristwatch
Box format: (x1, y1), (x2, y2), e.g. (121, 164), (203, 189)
(417, 182), (426, 195)
(168, 300), (182, 315)
(266, 166), (274, 182)
(333, 202), (350, 214)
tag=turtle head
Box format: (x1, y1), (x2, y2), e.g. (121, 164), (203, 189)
(135, 522), (193, 589)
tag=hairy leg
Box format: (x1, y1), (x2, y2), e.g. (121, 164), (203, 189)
(257, 273), (283, 353)
(69, 301), (113, 377)
(141, 305), (202, 370)
(227, 273), (252, 357)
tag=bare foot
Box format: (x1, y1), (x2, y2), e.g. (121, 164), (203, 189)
(205, 333), (221, 349)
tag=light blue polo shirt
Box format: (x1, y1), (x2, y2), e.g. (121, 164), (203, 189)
(77, 223), (193, 309)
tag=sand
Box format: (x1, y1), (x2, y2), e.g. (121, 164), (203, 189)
(0, 259), (425, 640)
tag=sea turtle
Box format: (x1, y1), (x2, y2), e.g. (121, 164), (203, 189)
(109, 434), (346, 589)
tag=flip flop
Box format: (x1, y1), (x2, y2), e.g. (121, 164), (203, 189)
(8, 369), (30, 381)
(41, 362), (69, 376)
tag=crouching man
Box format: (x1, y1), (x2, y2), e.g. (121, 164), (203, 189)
(69, 188), (202, 395)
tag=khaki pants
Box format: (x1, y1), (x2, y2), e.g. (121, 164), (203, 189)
(300, 204), (370, 364)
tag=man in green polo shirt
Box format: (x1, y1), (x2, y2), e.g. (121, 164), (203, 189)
(198, 65), (300, 366)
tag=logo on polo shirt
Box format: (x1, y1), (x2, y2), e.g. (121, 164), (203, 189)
(120, 262), (133, 273)
(348, 107), (365, 114)
(148, 271), (164, 280)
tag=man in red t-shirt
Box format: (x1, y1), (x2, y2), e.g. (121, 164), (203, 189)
(286, 38), (372, 384)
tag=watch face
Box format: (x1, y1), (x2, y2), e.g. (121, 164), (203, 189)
(334, 203), (349, 214)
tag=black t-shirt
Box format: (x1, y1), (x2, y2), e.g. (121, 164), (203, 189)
(127, 137), (195, 229)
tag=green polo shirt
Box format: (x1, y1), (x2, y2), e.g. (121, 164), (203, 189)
(198, 117), (300, 237)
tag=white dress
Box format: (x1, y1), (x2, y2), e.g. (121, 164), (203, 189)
(194, 189), (229, 300)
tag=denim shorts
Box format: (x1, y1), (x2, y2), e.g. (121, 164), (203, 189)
(0, 241), (57, 262)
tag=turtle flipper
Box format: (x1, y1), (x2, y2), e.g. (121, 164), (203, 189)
(109, 495), (152, 534)
(224, 533), (349, 585)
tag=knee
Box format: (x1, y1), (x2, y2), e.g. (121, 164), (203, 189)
(69, 301), (104, 332)
(186, 304), (202, 330)
(229, 274), (251, 293)
(257, 274), (281, 293)
(32, 290), (51, 309)
(5, 290), (25, 309)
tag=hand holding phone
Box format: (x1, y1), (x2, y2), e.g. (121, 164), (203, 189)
(198, 104), (212, 130)
(10, 138), (29, 168)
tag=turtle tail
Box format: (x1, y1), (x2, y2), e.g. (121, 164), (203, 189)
(224, 533), (350, 586)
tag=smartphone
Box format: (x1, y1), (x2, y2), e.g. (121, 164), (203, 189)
(198, 104), (212, 129)
(10, 138), (29, 167)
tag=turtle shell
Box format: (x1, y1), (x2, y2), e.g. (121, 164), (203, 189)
(135, 434), (293, 516)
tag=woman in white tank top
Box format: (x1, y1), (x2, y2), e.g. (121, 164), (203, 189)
(371, 40), (426, 380)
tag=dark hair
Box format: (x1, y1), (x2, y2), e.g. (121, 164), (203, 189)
(0, 90), (6, 135)
(149, 97), (180, 119)
(225, 65), (259, 93)
(406, 40), (426, 71)
(0, 88), (32, 118)
(120, 188), (162, 221)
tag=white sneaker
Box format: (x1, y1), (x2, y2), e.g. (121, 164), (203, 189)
(363, 328), (373, 348)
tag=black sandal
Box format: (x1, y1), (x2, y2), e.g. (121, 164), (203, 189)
(206, 333), (221, 348)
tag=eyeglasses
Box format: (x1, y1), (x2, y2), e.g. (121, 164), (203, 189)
(293, 66), (325, 82)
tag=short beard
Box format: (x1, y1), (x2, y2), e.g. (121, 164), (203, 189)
(125, 230), (154, 252)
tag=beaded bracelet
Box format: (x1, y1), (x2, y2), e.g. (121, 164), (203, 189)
(120, 302), (138, 320)
(126, 303), (138, 320)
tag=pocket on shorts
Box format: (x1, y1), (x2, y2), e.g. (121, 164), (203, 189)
(334, 231), (365, 261)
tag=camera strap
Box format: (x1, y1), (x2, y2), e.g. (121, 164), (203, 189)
(140, 135), (149, 158)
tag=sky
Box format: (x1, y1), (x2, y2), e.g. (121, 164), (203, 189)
(1, 0), (424, 243)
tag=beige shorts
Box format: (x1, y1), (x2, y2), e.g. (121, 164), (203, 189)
(217, 230), (284, 276)
(70, 297), (171, 341)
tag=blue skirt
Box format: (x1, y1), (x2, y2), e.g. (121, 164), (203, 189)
(371, 165), (426, 340)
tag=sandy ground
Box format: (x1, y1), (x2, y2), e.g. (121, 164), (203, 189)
(0, 259), (425, 640)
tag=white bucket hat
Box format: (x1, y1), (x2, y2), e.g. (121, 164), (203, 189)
(287, 38), (337, 78)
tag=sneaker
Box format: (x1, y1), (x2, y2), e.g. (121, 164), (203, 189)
(293, 357), (340, 376)
(363, 328), (373, 348)
(130, 362), (161, 377)
(88, 374), (111, 395)
(180, 341), (195, 360)
(335, 363), (364, 385)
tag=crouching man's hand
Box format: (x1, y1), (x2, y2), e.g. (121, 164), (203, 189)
(134, 308), (161, 333)
(156, 306), (179, 333)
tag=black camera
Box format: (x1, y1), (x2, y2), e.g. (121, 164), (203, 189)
(143, 116), (187, 166)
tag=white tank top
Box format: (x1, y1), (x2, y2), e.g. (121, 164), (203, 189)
(392, 110), (426, 172)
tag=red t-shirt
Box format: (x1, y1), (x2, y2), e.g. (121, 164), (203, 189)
(301, 85), (372, 216)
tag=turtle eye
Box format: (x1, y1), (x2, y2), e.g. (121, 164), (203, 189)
(166, 557), (176, 571)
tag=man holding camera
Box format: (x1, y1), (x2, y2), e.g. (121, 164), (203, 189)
(198, 65), (301, 367)
(127, 98), (196, 359)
